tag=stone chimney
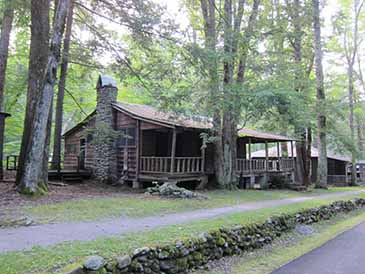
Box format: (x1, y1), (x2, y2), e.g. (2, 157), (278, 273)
(94, 75), (118, 183)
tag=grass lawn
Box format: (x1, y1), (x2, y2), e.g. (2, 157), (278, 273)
(23, 186), (365, 223)
(207, 209), (365, 274)
(1, 192), (365, 274)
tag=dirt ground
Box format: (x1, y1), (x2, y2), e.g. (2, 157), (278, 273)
(0, 180), (143, 210)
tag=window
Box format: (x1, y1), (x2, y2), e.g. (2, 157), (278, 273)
(117, 128), (136, 147)
(66, 144), (77, 154)
(87, 134), (93, 143)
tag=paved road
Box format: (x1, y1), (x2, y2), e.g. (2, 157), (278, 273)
(271, 222), (365, 274)
(0, 190), (364, 253)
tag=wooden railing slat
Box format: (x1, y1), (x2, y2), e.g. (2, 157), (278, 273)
(140, 157), (204, 174)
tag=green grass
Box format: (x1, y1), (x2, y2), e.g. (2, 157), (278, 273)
(2, 192), (365, 274)
(223, 210), (365, 274)
(24, 186), (365, 223)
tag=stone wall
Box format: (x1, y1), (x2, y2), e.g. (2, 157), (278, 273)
(94, 75), (118, 183)
(68, 198), (365, 274)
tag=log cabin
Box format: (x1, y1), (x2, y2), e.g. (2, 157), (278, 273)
(251, 145), (351, 185)
(61, 75), (296, 188)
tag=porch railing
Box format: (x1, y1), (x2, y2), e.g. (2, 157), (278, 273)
(140, 156), (204, 174)
(279, 158), (295, 171)
(236, 158), (295, 173)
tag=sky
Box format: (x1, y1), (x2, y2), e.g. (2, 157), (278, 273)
(75, 0), (357, 81)
(156, 0), (341, 29)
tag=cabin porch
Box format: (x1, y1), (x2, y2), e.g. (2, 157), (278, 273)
(235, 129), (296, 188)
(137, 127), (208, 185)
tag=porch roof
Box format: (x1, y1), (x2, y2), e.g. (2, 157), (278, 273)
(251, 145), (351, 162)
(238, 128), (295, 143)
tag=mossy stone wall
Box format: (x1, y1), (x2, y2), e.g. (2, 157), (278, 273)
(68, 198), (365, 274)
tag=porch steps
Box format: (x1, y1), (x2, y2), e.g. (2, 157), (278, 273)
(61, 175), (84, 183)
(48, 170), (92, 183)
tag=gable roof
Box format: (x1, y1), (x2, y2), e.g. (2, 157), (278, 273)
(251, 144), (351, 162)
(112, 102), (212, 129)
(63, 102), (212, 136)
(63, 110), (96, 137)
(63, 102), (296, 143)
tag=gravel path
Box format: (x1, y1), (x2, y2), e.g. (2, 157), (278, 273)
(0, 190), (364, 253)
(271, 221), (365, 274)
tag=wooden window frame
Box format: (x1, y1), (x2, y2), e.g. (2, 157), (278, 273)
(117, 127), (137, 148)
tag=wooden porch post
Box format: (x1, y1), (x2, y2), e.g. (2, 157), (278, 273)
(201, 146), (206, 173)
(290, 140), (295, 182)
(135, 120), (141, 181)
(170, 128), (177, 174)
(249, 138), (252, 172)
(290, 140), (294, 169)
(265, 141), (268, 171)
(277, 142), (280, 171)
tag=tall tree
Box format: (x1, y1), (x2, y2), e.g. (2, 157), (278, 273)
(286, 0), (313, 186)
(18, 0), (69, 195)
(198, 0), (260, 189)
(16, 0), (50, 189)
(312, 0), (327, 188)
(51, 0), (74, 170)
(199, 0), (221, 184)
(0, 0), (14, 180)
(344, 0), (363, 185)
(0, 0), (14, 110)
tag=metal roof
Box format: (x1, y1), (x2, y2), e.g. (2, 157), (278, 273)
(251, 144), (351, 162)
(238, 128), (295, 143)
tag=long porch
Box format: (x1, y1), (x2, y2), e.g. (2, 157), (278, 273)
(236, 158), (295, 174)
(140, 157), (294, 175)
(235, 129), (296, 188)
(138, 128), (296, 186)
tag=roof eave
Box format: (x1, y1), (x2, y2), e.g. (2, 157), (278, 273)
(112, 103), (176, 129)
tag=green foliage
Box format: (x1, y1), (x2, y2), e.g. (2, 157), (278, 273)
(2, 0), (364, 162)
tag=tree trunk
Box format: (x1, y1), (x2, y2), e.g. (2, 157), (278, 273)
(305, 127), (312, 183)
(0, 1), (14, 180)
(18, 0), (69, 195)
(312, 0), (327, 188)
(16, 0), (50, 187)
(348, 65), (357, 185)
(219, 0), (237, 188)
(286, 0), (312, 186)
(345, 0), (363, 185)
(0, 1), (14, 110)
(199, 0), (225, 187)
(199, 0), (259, 188)
(356, 115), (363, 158)
(51, 0), (74, 170)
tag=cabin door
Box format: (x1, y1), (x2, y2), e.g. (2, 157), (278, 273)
(79, 138), (86, 170)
